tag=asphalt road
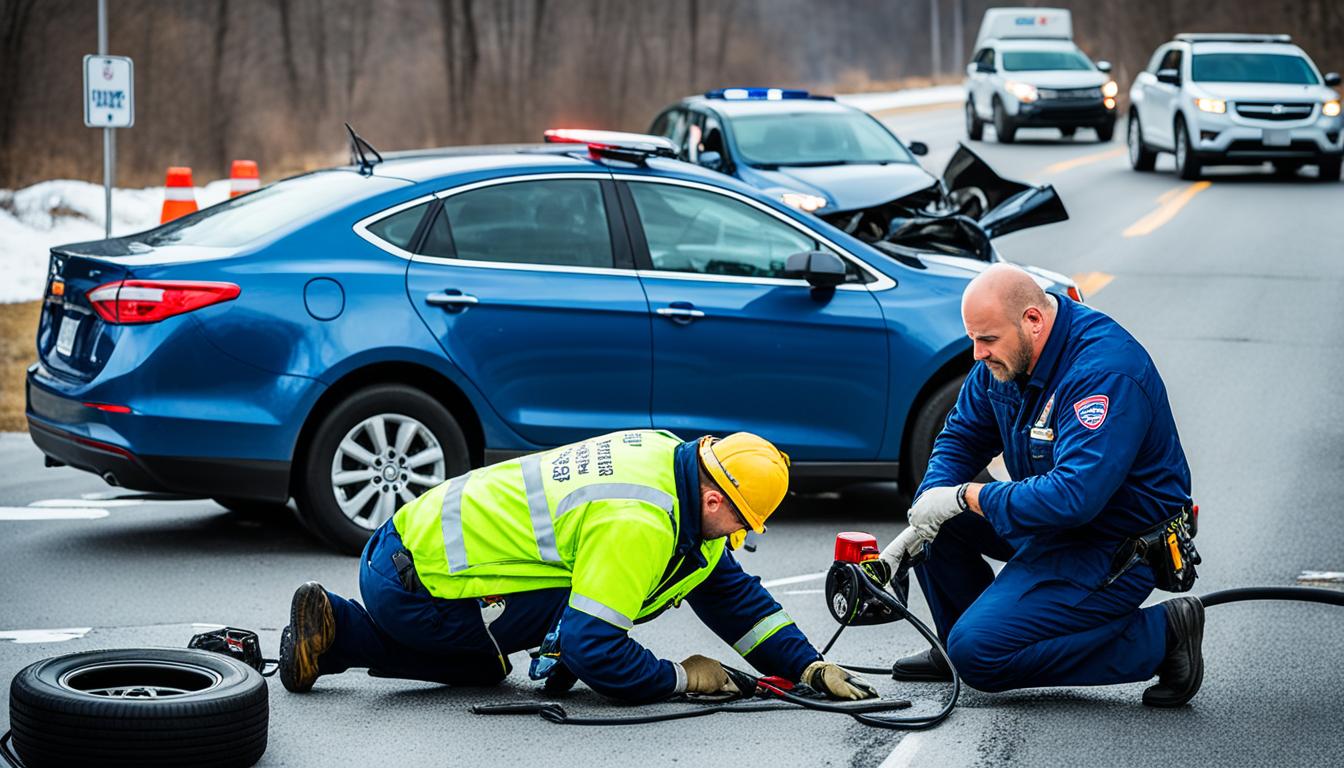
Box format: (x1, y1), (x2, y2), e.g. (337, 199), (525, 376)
(2, 103), (1343, 767)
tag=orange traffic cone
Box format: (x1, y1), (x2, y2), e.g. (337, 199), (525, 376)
(160, 166), (198, 223)
(229, 160), (260, 198)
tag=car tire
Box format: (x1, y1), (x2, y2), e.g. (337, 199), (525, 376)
(992, 99), (1016, 143)
(8, 648), (268, 767)
(899, 376), (964, 494)
(1128, 112), (1157, 171)
(1174, 118), (1202, 180)
(296, 384), (470, 554)
(965, 100), (984, 141)
(1059, 127), (1077, 139)
(1095, 121), (1115, 142)
(1318, 157), (1342, 181)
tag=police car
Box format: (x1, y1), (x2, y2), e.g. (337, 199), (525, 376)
(964, 7), (1118, 142)
(1128, 34), (1343, 180)
(27, 128), (1078, 553)
(649, 88), (1083, 282)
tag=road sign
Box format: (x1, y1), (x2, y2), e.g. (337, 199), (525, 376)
(83, 54), (134, 128)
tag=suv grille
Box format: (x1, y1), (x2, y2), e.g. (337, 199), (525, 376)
(1234, 102), (1315, 121)
(1038, 87), (1101, 100)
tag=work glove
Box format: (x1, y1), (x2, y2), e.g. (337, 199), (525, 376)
(677, 654), (739, 695)
(879, 525), (929, 578)
(906, 484), (967, 537)
(802, 660), (879, 701)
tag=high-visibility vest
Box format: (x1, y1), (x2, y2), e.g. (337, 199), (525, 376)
(393, 430), (725, 630)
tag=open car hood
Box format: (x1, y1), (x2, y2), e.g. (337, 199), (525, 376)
(822, 143), (1068, 262)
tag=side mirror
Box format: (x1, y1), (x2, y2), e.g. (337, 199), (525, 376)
(782, 250), (847, 289)
(1156, 68), (1181, 86)
(1325, 72), (1341, 87)
(1096, 60), (1112, 74)
(907, 141), (929, 156)
(697, 150), (724, 172)
(975, 62), (996, 74)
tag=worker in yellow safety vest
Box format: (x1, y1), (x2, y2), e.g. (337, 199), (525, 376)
(278, 430), (877, 702)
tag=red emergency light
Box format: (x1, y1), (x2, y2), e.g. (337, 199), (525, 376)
(834, 532), (880, 563)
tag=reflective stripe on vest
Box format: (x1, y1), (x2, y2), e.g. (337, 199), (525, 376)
(555, 483), (676, 520)
(731, 609), (795, 656)
(520, 453), (560, 562)
(440, 473), (470, 573)
(570, 592), (634, 631)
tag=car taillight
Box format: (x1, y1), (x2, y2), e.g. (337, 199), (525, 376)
(86, 280), (240, 325)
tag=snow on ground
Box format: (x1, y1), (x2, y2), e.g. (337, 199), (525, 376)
(0, 180), (231, 303)
(0, 85), (964, 304)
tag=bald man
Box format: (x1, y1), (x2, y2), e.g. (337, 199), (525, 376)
(880, 264), (1202, 707)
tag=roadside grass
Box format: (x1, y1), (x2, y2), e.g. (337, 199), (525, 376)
(0, 301), (39, 431)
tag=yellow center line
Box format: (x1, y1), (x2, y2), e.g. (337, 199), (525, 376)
(1072, 271), (1115, 299)
(1041, 147), (1126, 175)
(1122, 181), (1212, 238)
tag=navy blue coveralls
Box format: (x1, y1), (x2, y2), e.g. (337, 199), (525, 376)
(916, 295), (1191, 692)
(316, 441), (821, 702)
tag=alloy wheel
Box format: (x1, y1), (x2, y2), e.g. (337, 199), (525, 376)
(330, 413), (446, 529)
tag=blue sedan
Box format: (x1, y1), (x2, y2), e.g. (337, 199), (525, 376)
(27, 129), (1072, 553)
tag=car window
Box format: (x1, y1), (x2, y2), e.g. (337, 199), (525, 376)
(1159, 48), (1182, 72)
(730, 112), (914, 166)
(1191, 53), (1319, 84)
(1000, 50), (1092, 71)
(137, 170), (404, 248)
(628, 182), (864, 282)
(651, 109), (688, 145)
(419, 206), (455, 258)
(440, 179), (614, 268)
(366, 202), (431, 251)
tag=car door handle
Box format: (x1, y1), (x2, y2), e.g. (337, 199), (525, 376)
(426, 291), (479, 310)
(656, 307), (706, 320)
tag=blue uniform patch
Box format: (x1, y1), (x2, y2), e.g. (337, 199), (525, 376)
(1073, 395), (1109, 430)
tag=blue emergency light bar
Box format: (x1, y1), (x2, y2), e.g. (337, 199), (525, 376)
(704, 87), (830, 101)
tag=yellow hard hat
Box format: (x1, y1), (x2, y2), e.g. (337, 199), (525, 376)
(698, 433), (790, 549)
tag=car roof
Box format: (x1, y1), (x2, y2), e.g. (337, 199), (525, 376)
(1181, 41), (1306, 57)
(366, 148), (601, 184)
(681, 96), (857, 119)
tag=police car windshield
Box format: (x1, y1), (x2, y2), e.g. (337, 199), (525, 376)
(136, 171), (401, 248)
(1001, 50), (1093, 71)
(1191, 53), (1319, 84)
(730, 112), (914, 167)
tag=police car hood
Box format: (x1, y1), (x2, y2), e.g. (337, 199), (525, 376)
(746, 162), (938, 214)
(1005, 70), (1108, 89)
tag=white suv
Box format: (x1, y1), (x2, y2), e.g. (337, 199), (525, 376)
(1128, 34), (1343, 180)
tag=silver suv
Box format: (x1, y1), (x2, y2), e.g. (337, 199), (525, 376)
(1128, 34), (1342, 180)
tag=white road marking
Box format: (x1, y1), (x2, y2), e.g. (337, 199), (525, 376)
(1297, 571), (1344, 585)
(761, 571), (828, 588)
(0, 627), (92, 643)
(879, 733), (926, 768)
(29, 498), (142, 508)
(780, 589), (825, 596)
(0, 507), (109, 520)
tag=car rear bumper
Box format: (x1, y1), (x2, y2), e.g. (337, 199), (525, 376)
(27, 417), (290, 501)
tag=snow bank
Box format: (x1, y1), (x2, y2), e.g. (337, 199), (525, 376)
(835, 84), (965, 113)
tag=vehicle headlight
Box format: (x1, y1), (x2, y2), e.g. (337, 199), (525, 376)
(1005, 81), (1039, 103)
(1195, 98), (1226, 114)
(780, 192), (827, 213)
(1324, 99), (1341, 117)
(1102, 80), (1119, 98)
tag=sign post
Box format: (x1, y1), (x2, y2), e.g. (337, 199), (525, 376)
(84, 0), (133, 238)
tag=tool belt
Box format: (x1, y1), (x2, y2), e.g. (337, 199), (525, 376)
(1105, 506), (1201, 593)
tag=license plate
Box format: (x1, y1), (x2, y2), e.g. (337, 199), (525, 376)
(1263, 129), (1291, 147)
(55, 316), (80, 357)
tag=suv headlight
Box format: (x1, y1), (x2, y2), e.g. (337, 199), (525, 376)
(1102, 80), (1119, 98)
(1005, 80), (1039, 103)
(1195, 98), (1226, 114)
(1324, 99), (1341, 117)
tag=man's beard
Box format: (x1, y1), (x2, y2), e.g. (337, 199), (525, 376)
(985, 329), (1033, 382)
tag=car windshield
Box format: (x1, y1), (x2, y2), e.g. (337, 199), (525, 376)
(135, 170), (400, 247)
(1191, 53), (1319, 84)
(1000, 50), (1094, 71)
(730, 112), (914, 167)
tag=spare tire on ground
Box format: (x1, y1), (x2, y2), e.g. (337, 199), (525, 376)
(8, 648), (267, 767)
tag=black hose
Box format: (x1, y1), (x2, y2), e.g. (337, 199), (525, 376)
(1198, 586), (1344, 608)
